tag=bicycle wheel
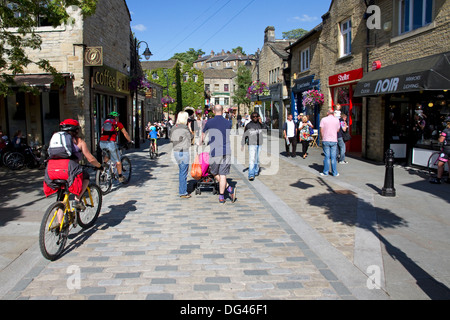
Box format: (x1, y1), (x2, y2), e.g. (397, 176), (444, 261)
(39, 202), (68, 261)
(77, 184), (102, 229)
(96, 167), (112, 194)
(120, 156), (132, 184)
(5, 152), (25, 170)
(427, 152), (441, 177)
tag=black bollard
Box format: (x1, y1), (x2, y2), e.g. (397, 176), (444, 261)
(382, 149), (396, 197)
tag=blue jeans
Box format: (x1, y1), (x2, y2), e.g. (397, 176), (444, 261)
(248, 145), (262, 178)
(322, 141), (338, 176)
(173, 151), (189, 196)
(337, 137), (346, 162)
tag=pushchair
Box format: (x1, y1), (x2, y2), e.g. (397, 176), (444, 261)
(193, 152), (219, 195)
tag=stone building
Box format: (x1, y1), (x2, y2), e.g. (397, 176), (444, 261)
(194, 50), (256, 72)
(202, 69), (237, 113)
(250, 26), (292, 134)
(318, 0), (368, 155)
(353, 0), (450, 164)
(287, 23), (323, 130)
(1, 0), (135, 152)
(194, 50), (257, 115)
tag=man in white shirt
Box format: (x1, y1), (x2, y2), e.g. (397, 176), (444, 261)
(283, 114), (297, 157)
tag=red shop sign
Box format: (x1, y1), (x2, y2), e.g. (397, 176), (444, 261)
(329, 68), (363, 86)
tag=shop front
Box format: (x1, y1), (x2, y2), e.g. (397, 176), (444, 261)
(252, 83), (282, 134)
(354, 52), (450, 167)
(1, 73), (72, 146)
(329, 68), (364, 154)
(91, 66), (131, 149)
(291, 75), (321, 130)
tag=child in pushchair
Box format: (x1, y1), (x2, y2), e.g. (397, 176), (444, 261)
(193, 152), (219, 195)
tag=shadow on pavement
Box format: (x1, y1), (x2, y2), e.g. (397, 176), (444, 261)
(308, 182), (450, 300)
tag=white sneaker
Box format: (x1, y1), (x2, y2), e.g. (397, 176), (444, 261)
(339, 161), (348, 164)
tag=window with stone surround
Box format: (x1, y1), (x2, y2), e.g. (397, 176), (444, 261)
(340, 18), (352, 57)
(398, 0), (433, 34)
(300, 48), (310, 72)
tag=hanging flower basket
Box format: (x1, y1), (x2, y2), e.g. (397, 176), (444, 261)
(161, 95), (175, 104)
(129, 76), (151, 92)
(302, 89), (324, 108)
(246, 81), (270, 99)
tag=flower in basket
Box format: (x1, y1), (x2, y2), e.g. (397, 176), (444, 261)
(302, 89), (324, 108)
(161, 95), (175, 104)
(129, 76), (152, 92)
(246, 81), (269, 99)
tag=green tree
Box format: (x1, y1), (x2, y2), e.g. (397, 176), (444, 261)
(0, 0), (98, 96)
(171, 48), (205, 66)
(145, 62), (204, 116)
(232, 65), (252, 115)
(282, 28), (308, 40)
(231, 46), (246, 55)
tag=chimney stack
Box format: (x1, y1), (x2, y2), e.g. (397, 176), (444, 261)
(264, 26), (275, 43)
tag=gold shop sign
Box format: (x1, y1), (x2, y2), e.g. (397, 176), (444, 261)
(84, 47), (103, 67)
(93, 66), (130, 94)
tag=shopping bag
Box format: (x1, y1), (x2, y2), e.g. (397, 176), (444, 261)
(191, 154), (202, 180)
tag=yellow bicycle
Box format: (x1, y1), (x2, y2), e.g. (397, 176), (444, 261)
(39, 179), (102, 261)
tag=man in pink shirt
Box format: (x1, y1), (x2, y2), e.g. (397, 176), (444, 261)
(320, 108), (341, 176)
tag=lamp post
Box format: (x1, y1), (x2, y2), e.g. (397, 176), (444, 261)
(134, 39), (152, 149)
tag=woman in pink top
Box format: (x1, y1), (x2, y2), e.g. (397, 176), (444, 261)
(320, 109), (341, 177)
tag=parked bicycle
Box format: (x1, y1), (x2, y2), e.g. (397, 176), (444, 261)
(95, 145), (132, 194)
(2, 144), (47, 170)
(39, 174), (102, 261)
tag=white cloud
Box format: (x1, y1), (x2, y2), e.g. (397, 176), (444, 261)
(292, 14), (318, 23)
(132, 24), (147, 32)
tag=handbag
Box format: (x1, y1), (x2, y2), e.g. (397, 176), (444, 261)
(190, 154), (202, 180)
(309, 126), (314, 136)
(342, 130), (351, 142)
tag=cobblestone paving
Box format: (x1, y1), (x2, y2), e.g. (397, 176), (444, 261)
(16, 142), (355, 300)
(255, 149), (357, 262)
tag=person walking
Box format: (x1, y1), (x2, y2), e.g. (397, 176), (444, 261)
(430, 117), (450, 184)
(320, 108), (341, 177)
(298, 115), (313, 159)
(170, 111), (192, 198)
(337, 113), (349, 164)
(200, 105), (236, 204)
(241, 112), (266, 181)
(283, 114), (297, 157)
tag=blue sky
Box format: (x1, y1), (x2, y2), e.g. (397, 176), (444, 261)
(126, 0), (331, 61)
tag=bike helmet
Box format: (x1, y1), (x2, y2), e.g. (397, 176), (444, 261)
(60, 119), (80, 132)
(109, 111), (120, 117)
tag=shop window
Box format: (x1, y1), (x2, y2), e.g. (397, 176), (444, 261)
(399, 0), (433, 34)
(340, 18), (352, 57)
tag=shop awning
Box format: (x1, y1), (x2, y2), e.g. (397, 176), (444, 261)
(10, 73), (72, 88)
(354, 51), (450, 97)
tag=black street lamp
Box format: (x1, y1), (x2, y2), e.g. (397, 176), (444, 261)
(134, 39), (152, 149)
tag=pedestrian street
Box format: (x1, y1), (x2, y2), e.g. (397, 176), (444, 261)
(8, 137), (388, 300)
